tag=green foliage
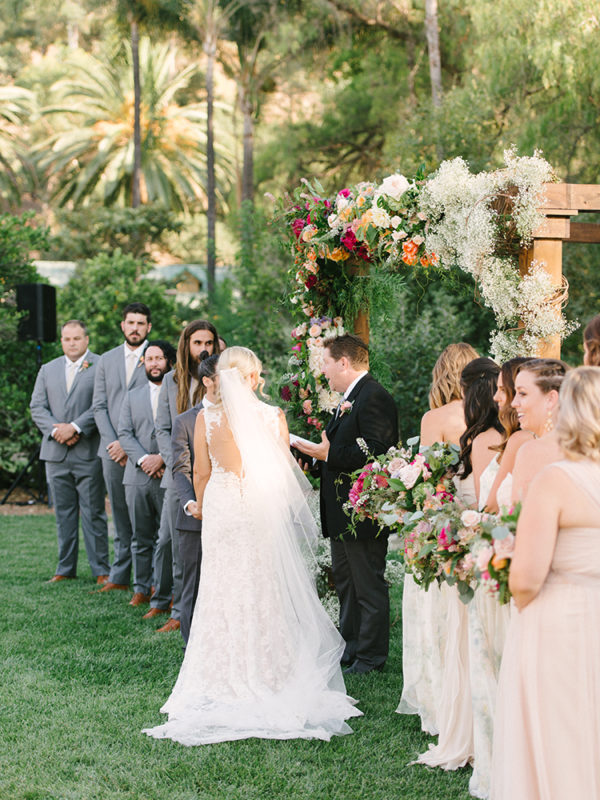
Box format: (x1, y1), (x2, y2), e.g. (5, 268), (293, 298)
(57, 250), (183, 353)
(370, 274), (495, 439)
(47, 204), (184, 261)
(0, 213), (56, 485)
(206, 201), (293, 381)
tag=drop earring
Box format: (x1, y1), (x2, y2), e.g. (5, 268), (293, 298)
(544, 410), (554, 434)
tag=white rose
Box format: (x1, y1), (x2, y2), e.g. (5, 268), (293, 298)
(390, 215), (404, 229)
(476, 545), (494, 572)
(377, 173), (410, 200)
(460, 509), (482, 528)
(328, 213), (340, 229)
(336, 195), (349, 212)
(392, 230), (408, 242)
(371, 206), (391, 228)
(398, 463), (422, 490)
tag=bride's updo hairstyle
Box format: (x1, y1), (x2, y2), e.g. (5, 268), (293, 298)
(583, 315), (600, 366)
(557, 367), (600, 462)
(428, 342), (479, 410)
(515, 358), (570, 394)
(457, 357), (502, 479)
(216, 345), (267, 397)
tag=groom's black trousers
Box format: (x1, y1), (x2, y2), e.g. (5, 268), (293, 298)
(330, 535), (389, 669)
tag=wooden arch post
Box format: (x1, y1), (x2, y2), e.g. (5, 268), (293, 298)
(520, 183), (600, 358)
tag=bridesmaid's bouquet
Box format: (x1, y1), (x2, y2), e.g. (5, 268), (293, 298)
(404, 499), (482, 602)
(343, 438), (459, 536)
(470, 504), (520, 605)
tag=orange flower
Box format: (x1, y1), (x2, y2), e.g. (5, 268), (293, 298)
(420, 255), (429, 267)
(429, 252), (439, 264)
(402, 252), (418, 266)
(327, 246), (351, 262)
(491, 555), (508, 570)
(402, 239), (419, 258)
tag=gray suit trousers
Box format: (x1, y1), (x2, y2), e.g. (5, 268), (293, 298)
(102, 458), (134, 586)
(151, 488), (183, 616)
(178, 528), (202, 646)
(125, 480), (165, 595)
(46, 451), (109, 578)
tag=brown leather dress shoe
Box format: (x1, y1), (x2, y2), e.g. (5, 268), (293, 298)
(99, 582), (129, 592)
(96, 575), (109, 585)
(129, 592), (151, 607)
(142, 607), (169, 619)
(155, 618), (180, 633)
(48, 574), (75, 583)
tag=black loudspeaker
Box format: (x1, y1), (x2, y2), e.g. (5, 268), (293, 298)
(16, 283), (57, 342)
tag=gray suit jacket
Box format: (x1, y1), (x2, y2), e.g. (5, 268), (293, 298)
(155, 370), (178, 489)
(30, 351), (100, 462)
(172, 403), (203, 533)
(118, 383), (160, 486)
(92, 343), (148, 460)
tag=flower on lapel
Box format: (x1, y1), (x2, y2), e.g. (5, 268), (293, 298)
(137, 356), (145, 367)
(339, 400), (353, 416)
(79, 360), (91, 372)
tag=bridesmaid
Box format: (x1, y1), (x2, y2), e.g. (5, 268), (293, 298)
(583, 314), (600, 366)
(398, 342), (478, 734)
(483, 357), (533, 514)
(491, 367), (600, 799)
(416, 357), (502, 771)
(510, 359), (569, 504)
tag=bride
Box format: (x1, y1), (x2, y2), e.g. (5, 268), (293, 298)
(144, 346), (361, 745)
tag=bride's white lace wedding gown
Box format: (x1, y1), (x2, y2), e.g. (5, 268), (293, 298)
(144, 383), (361, 745)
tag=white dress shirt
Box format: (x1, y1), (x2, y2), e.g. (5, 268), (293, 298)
(124, 341), (146, 385)
(52, 350), (89, 438)
(138, 381), (163, 465)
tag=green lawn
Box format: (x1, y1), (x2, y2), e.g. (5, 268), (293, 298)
(0, 515), (471, 800)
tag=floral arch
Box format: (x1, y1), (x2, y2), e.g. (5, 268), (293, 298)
(275, 150), (600, 438)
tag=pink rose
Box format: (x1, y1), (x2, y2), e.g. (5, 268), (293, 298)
(493, 533), (515, 560)
(302, 399), (312, 415)
(309, 324), (322, 337)
(476, 546), (494, 572)
(291, 218), (305, 239)
(460, 509), (482, 528)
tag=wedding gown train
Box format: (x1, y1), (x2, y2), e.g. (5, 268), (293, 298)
(144, 386), (361, 745)
(491, 460), (600, 799)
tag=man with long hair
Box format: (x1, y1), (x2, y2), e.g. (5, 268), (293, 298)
(146, 320), (220, 632)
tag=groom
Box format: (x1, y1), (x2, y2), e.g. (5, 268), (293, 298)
(296, 334), (398, 674)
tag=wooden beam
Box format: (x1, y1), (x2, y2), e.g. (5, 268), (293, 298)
(567, 222), (600, 244)
(519, 239), (563, 358)
(542, 183), (600, 212)
(533, 217), (571, 239)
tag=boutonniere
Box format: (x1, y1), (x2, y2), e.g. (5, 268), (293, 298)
(137, 356), (144, 367)
(339, 400), (354, 416)
(79, 360), (91, 372)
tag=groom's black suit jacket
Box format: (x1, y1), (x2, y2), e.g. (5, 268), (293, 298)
(320, 373), (398, 541)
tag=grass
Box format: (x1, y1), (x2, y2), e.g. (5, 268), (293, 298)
(0, 515), (472, 800)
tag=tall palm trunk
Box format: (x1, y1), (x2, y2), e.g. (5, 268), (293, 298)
(240, 81), (253, 204)
(204, 28), (217, 301)
(424, 0), (442, 108)
(131, 18), (142, 208)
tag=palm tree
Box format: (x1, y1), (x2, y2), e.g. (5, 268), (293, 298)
(0, 85), (37, 209)
(35, 38), (235, 212)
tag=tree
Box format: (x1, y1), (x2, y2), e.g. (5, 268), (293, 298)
(0, 85), (37, 209)
(36, 38), (235, 211)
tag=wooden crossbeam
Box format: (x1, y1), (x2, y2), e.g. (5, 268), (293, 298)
(542, 183), (600, 212)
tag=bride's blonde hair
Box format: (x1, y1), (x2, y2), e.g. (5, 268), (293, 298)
(217, 346), (267, 398)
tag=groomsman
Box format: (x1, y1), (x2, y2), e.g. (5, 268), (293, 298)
(295, 334), (398, 675)
(118, 340), (176, 606)
(171, 354), (218, 644)
(30, 320), (110, 583)
(93, 302), (151, 592)
(149, 320), (220, 632)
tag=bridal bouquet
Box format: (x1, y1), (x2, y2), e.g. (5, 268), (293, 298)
(470, 504), (520, 605)
(344, 438), (459, 536)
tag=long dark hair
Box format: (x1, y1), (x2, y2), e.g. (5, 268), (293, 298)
(457, 357), (503, 479)
(174, 319), (220, 414)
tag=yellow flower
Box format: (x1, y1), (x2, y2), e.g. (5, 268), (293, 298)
(327, 246), (351, 262)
